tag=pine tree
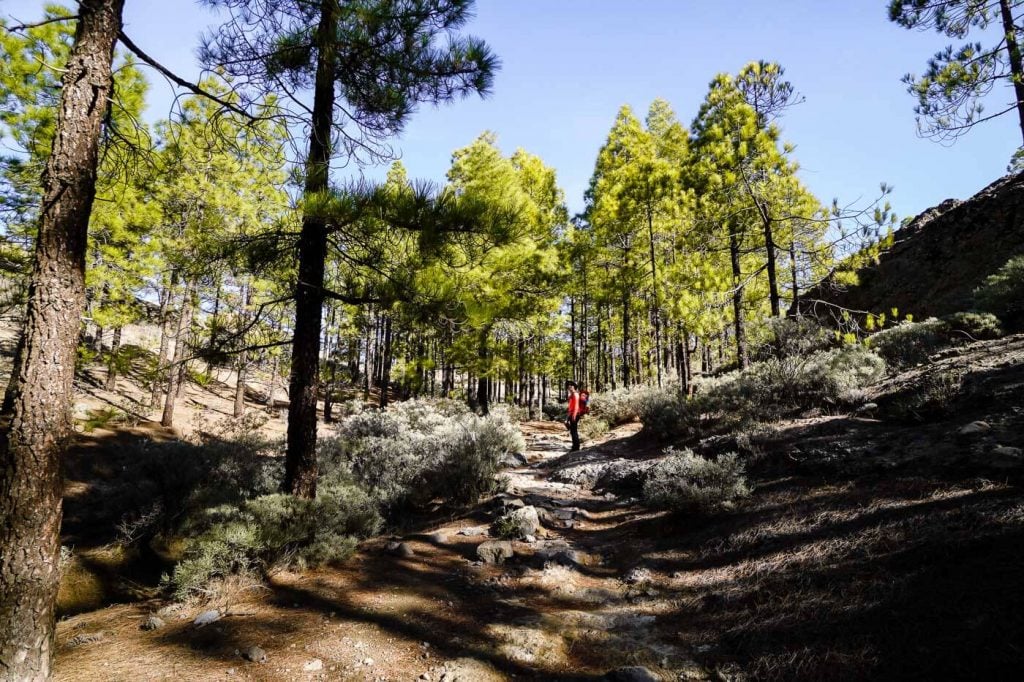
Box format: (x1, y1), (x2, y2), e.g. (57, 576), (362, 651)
(890, 0), (1024, 155)
(201, 0), (496, 498)
(0, 2), (126, 677)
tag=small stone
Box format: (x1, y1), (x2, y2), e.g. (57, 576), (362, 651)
(429, 531), (448, 545)
(523, 534), (537, 543)
(854, 402), (878, 414)
(477, 540), (515, 565)
(242, 645), (267, 663)
(457, 526), (487, 537)
(623, 567), (653, 584)
(303, 659), (323, 672)
(419, 674), (431, 681)
(362, 657), (374, 666)
(387, 541), (416, 558)
(993, 445), (1023, 457)
(493, 505), (541, 539)
(141, 615), (166, 631)
(226, 668), (236, 676)
(959, 421), (992, 436)
(193, 609), (221, 627)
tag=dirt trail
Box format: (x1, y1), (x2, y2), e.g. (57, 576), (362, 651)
(54, 421), (703, 681)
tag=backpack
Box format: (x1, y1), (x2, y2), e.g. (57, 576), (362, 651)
(578, 391), (590, 416)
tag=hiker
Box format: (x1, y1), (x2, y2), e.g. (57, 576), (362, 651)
(565, 381), (589, 452)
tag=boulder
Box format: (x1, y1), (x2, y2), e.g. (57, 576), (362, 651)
(477, 540), (514, 565)
(494, 505), (540, 539)
(242, 645), (267, 663)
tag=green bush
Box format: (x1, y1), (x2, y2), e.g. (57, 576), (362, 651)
(329, 399), (525, 511)
(634, 387), (691, 440)
(590, 387), (642, 426)
(941, 311), (1004, 341)
(867, 318), (949, 369)
(885, 368), (966, 423)
(755, 317), (835, 361)
(974, 255), (1024, 330)
(642, 448), (749, 514)
(578, 416), (610, 442)
(167, 479), (381, 600)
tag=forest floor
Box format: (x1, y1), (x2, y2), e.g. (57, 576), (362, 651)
(25, 334), (1024, 680)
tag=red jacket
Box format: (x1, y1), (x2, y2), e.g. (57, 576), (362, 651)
(567, 392), (581, 419)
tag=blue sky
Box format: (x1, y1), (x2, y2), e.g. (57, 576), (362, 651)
(3, 0), (1017, 219)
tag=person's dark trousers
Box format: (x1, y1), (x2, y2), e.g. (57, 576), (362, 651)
(567, 416), (581, 451)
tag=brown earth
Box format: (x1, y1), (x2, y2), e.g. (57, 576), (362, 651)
(8, 326), (1021, 680)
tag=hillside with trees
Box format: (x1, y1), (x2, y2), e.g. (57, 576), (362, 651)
(1, 1), (1023, 680)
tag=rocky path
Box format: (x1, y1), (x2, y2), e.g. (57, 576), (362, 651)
(54, 421), (714, 682)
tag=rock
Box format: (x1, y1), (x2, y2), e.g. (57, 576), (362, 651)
(362, 657), (374, 666)
(419, 673), (431, 681)
(854, 402), (878, 414)
(990, 445), (1024, 468)
(303, 659), (323, 672)
(457, 526), (487, 537)
(523, 534), (537, 543)
(501, 451), (529, 467)
(494, 505), (540, 539)
(141, 615), (166, 631)
(623, 566), (653, 584)
(477, 540), (515, 564)
(959, 421), (992, 436)
(603, 666), (659, 681)
(387, 541), (416, 557)
(193, 609), (222, 627)
(428, 531), (448, 545)
(242, 645), (267, 663)
(498, 496), (526, 511)
(993, 445), (1023, 457)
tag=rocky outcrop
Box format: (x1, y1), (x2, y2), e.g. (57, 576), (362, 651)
(800, 172), (1024, 321)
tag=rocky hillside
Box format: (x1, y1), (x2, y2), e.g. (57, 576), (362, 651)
(802, 172), (1024, 321)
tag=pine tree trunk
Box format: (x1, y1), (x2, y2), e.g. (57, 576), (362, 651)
(999, 0), (1024, 146)
(162, 283), (193, 428)
(728, 223), (748, 369)
(266, 352), (279, 410)
(104, 326), (122, 390)
(789, 239), (799, 313)
(378, 314), (392, 409)
(646, 203), (663, 386)
(285, 0), (338, 499)
(0, 2), (124, 677)
(151, 277), (174, 408)
(234, 349), (248, 418)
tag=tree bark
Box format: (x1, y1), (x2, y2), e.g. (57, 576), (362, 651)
(233, 281), (251, 418)
(378, 314), (393, 409)
(1000, 0), (1024, 146)
(162, 283), (194, 428)
(151, 276), (174, 408)
(285, 0), (338, 499)
(728, 222), (748, 369)
(0, 2), (124, 678)
(645, 202), (663, 386)
(104, 326), (122, 391)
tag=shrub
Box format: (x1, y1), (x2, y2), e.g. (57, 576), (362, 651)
(542, 402), (565, 421)
(867, 318), (949, 369)
(974, 255), (1024, 330)
(941, 311), (1004, 341)
(642, 448), (749, 514)
(578, 416), (610, 442)
(754, 317), (835, 361)
(633, 387), (691, 440)
(590, 387), (642, 426)
(329, 399), (525, 511)
(167, 479), (381, 600)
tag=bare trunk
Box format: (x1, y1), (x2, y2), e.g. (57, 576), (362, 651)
(285, 0), (338, 498)
(728, 222), (748, 369)
(378, 314), (393, 409)
(104, 326), (122, 390)
(1000, 0), (1024, 146)
(0, 2), (124, 677)
(162, 283), (193, 428)
(151, 277), (174, 408)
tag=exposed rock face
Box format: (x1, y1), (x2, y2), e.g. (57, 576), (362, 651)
(800, 172), (1024, 320)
